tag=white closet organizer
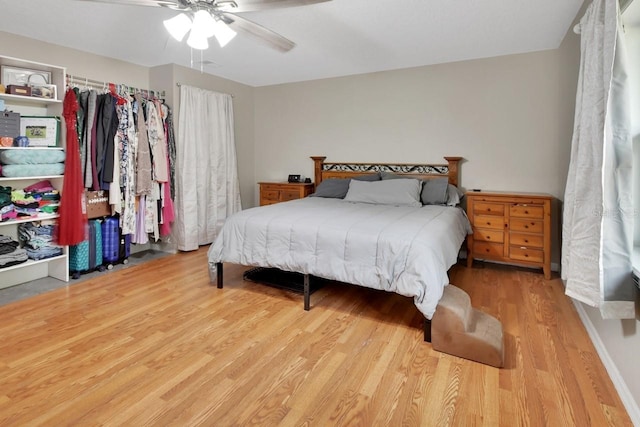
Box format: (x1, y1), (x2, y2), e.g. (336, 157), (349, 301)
(0, 55), (68, 289)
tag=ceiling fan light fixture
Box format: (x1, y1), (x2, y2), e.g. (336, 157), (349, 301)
(212, 18), (237, 47)
(163, 13), (192, 42)
(192, 10), (217, 38)
(187, 30), (209, 50)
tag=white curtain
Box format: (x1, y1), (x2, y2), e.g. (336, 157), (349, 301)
(175, 85), (242, 251)
(562, 0), (635, 319)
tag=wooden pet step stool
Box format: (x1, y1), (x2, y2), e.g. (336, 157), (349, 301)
(432, 285), (504, 368)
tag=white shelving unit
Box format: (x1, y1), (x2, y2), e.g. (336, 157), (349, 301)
(0, 55), (68, 290)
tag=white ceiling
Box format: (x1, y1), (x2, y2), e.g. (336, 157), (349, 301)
(1, 0), (585, 87)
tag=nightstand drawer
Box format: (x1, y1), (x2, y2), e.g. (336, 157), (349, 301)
(510, 219), (543, 233)
(510, 205), (543, 219)
(510, 246), (544, 263)
(259, 182), (315, 206)
(510, 233), (543, 248)
(281, 189), (301, 201)
(262, 190), (280, 201)
(473, 241), (504, 258)
(473, 229), (504, 243)
(474, 202), (505, 216)
(473, 215), (505, 230)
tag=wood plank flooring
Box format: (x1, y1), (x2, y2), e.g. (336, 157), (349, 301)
(0, 247), (632, 426)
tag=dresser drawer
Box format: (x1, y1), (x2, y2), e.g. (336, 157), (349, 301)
(510, 233), (544, 248)
(473, 229), (504, 243)
(474, 202), (505, 216)
(510, 219), (543, 234)
(510, 246), (544, 263)
(473, 241), (504, 258)
(473, 215), (505, 230)
(510, 204), (543, 219)
(261, 184), (282, 193)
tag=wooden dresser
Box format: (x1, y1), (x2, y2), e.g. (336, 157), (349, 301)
(466, 191), (552, 279)
(259, 182), (314, 206)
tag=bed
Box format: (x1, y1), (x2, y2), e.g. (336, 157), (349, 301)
(207, 156), (471, 339)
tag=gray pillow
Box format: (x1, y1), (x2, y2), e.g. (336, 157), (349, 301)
(344, 178), (422, 207)
(421, 178), (449, 205)
(310, 173), (380, 199)
(445, 184), (465, 206)
(380, 171), (404, 180)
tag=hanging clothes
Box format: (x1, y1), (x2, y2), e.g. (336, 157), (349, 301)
(84, 90), (97, 189)
(56, 88), (87, 245)
(146, 100), (169, 183)
(134, 94), (153, 195)
(68, 83), (176, 244)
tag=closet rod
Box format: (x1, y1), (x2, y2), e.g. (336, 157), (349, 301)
(67, 74), (166, 98)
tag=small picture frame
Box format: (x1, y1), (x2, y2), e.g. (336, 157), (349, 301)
(30, 83), (57, 100)
(1, 65), (51, 87)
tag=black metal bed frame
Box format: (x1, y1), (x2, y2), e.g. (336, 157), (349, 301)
(214, 262), (432, 342)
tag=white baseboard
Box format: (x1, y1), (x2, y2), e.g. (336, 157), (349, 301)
(573, 301), (640, 426)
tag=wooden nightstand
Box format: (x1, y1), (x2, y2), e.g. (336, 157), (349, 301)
(466, 191), (552, 279)
(259, 182), (315, 206)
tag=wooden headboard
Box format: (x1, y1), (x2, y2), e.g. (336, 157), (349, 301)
(311, 156), (463, 187)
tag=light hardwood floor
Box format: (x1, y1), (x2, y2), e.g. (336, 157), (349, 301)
(0, 247), (632, 426)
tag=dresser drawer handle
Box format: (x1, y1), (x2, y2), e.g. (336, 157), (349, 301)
(520, 246), (527, 249)
(524, 210), (529, 214)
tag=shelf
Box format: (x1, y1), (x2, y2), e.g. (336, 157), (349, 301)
(0, 92), (62, 107)
(0, 147), (63, 150)
(0, 213), (59, 227)
(0, 175), (63, 182)
(0, 254), (67, 274)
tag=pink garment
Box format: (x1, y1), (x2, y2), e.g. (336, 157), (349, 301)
(23, 180), (55, 193)
(160, 182), (174, 237)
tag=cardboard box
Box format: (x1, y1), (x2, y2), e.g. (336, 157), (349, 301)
(86, 190), (111, 219)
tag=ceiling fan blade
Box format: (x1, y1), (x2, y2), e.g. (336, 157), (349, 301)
(216, 0), (331, 13)
(75, 0), (185, 9)
(220, 11), (295, 52)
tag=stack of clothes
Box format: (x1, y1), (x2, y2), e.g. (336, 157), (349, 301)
(0, 235), (28, 268)
(1, 180), (60, 221)
(18, 222), (63, 260)
(0, 186), (13, 221)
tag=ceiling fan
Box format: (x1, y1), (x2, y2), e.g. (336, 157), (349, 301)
(77, 0), (331, 52)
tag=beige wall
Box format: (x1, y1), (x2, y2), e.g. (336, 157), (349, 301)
(254, 46), (578, 202)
